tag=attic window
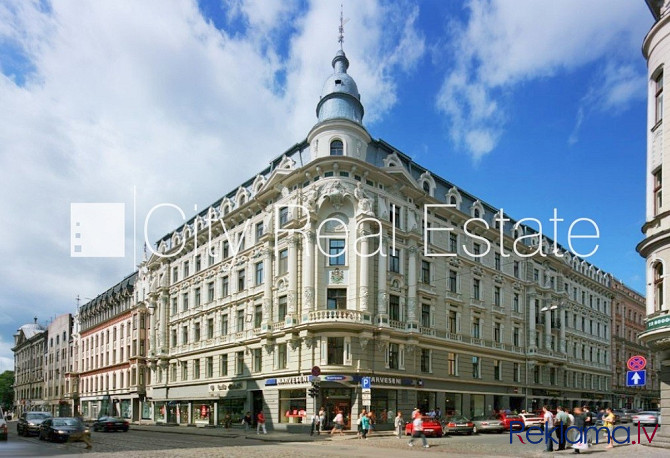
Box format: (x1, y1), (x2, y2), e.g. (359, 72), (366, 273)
(335, 79), (342, 85)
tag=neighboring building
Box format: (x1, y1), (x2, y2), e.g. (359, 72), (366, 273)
(137, 41), (615, 430)
(43, 313), (73, 416)
(12, 318), (46, 416)
(73, 272), (150, 421)
(639, 0), (670, 448)
(611, 280), (660, 409)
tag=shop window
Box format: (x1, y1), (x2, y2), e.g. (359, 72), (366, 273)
(280, 389), (307, 423)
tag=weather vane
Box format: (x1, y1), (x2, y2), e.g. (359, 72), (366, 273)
(338, 3), (344, 49)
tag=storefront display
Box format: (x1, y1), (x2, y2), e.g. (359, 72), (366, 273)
(370, 389), (397, 424)
(193, 401), (214, 426)
(217, 398), (245, 426)
(279, 389), (307, 423)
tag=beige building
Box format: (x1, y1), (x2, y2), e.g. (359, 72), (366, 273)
(43, 314), (73, 416)
(12, 318), (46, 416)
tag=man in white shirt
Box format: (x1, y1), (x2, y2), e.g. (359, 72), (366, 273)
(543, 405), (555, 452)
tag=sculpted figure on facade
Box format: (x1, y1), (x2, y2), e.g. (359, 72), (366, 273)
(354, 182), (374, 216)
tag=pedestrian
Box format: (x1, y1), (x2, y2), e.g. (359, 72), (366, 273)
(583, 406), (593, 445)
(319, 407), (326, 433)
(408, 412), (429, 448)
(435, 407), (441, 421)
(330, 410), (345, 436)
(256, 410), (267, 434)
(360, 411), (370, 439)
(603, 408), (616, 449)
(395, 411), (404, 438)
(542, 406), (554, 453)
(242, 411), (252, 432)
(572, 407), (588, 454)
(310, 410), (320, 436)
(555, 406), (570, 451)
(356, 411), (365, 439)
(367, 410), (376, 436)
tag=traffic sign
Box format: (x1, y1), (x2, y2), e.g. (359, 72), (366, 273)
(362, 391), (371, 405)
(311, 366), (321, 377)
(626, 370), (646, 387)
(627, 355), (647, 371)
(361, 377), (371, 389)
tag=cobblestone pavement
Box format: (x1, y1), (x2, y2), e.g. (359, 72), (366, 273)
(4, 426), (669, 458)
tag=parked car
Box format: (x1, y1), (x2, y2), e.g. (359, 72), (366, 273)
(405, 416), (443, 437)
(92, 416), (130, 432)
(613, 410), (631, 423)
(17, 411), (52, 437)
(632, 411), (661, 426)
(519, 413), (544, 430)
(443, 415), (474, 435)
(471, 415), (504, 434)
(0, 407), (7, 440)
(39, 417), (90, 443)
(496, 412), (524, 431)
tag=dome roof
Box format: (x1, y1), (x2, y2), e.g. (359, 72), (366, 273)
(316, 50), (364, 125)
(18, 322), (45, 339)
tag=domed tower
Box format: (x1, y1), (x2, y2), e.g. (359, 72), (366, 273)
(307, 21), (371, 162)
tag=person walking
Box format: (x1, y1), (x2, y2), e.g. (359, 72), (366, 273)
(583, 406), (593, 445)
(367, 410), (376, 436)
(242, 411), (252, 432)
(256, 410), (267, 434)
(310, 410), (320, 436)
(356, 411), (365, 439)
(543, 406), (555, 453)
(330, 410), (345, 436)
(394, 411), (404, 438)
(319, 407), (326, 434)
(603, 408), (616, 449)
(360, 411), (371, 439)
(572, 407), (588, 454)
(408, 411), (429, 449)
(555, 406), (570, 451)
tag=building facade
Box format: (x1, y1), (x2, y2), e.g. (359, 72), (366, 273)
(136, 44), (617, 431)
(43, 314), (73, 417)
(12, 318), (46, 416)
(639, 0), (670, 447)
(71, 273), (151, 421)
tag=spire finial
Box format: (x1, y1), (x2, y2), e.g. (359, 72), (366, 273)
(338, 3), (344, 50)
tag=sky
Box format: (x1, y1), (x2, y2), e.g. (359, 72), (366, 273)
(0, 0), (654, 372)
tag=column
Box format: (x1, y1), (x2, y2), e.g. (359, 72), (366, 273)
(377, 236), (388, 326)
(544, 305), (551, 350)
(262, 244), (273, 331)
(359, 224), (369, 312)
(302, 230), (315, 319)
(148, 298), (157, 357)
(529, 295), (536, 350)
(560, 308), (566, 353)
(407, 244), (418, 331)
(160, 293), (169, 355)
(287, 235), (298, 324)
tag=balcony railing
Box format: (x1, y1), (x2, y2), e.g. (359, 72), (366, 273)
(305, 310), (365, 323)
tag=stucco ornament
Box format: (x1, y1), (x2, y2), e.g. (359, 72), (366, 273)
(354, 182), (374, 216)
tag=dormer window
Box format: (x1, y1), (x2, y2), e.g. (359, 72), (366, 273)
(330, 140), (344, 156)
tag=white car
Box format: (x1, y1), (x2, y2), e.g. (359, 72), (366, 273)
(0, 407), (7, 440)
(519, 413), (544, 429)
(632, 411), (661, 426)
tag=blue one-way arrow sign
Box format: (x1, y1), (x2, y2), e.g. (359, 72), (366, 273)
(626, 370), (646, 387)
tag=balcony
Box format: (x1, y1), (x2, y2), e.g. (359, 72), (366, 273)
(304, 309), (369, 324)
(419, 326), (435, 336)
(389, 320), (405, 330)
(446, 291), (463, 302)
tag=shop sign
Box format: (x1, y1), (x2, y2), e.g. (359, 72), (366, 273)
(646, 316), (670, 331)
(322, 375), (354, 382)
(266, 375), (312, 386)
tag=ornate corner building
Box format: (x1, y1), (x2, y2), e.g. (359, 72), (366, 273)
(133, 44), (620, 430)
(639, 0), (670, 448)
(12, 319), (46, 416)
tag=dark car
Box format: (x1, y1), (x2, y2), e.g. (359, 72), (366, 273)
(39, 417), (90, 443)
(443, 415), (474, 435)
(92, 416), (129, 432)
(17, 411), (52, 436)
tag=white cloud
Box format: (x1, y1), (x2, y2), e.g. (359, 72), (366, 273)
(436, 0), (651, 159)
(0, 0), (424, 365)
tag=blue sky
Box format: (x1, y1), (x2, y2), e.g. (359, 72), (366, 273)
(0, 0), (653, 371)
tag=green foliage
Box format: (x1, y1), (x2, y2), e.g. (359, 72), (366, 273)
(0, 371), (14, 411)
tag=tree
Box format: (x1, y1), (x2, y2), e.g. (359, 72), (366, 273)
(0, 371), (14, 411)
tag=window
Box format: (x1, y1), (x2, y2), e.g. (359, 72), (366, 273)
(448, 310), (458, 333)
(494, 360), (501, 380)
(513, 293), (520, 312)
(425, 221), (432, 243)
(256, 222), (264, 242)
(513, 327), (520, 346)
(223, 241), (230, 259)
(534, 269), (539, 282)
(327, 289), (347, 310)
(255, 262), (264, 285)
(207, 282), (215, 302)
(182, 326), (188, 344)
(236, 351), (244, 375)
(472, 317), (481, 338)
(473, 279), (481, 300)
(656, 72), (664, 123)
(448, 270), (458, 293)
(329, 239), (346, 265)
(278, 249), (289, 274)
(421, 260), (431, 283)
(654, 169), (663, 215)
(237, 269), (246, 291)
(534, 366), (540, 384)
(171, 297), (177, 315)
(494, 322), (501, 343)
(472, 356), (481, 378)
(330, 139), (343, 156)
(449, 233), (458, 253)
(389, 249), (400, 273)
(389, 295), (400, 321)
(513, 363), (520, 382)
(183, 261), (189, 278)
(391, 204), (401, 229)
(278, 296), (287, 321)
(222, 276), (229, 297)
(195, 255), (201, 272)
(328, 337), (345, 365)
(206, 356), (213, 378)
(388, 343), (399, 369)
(220, 354), (228, 376)
(252, 348), (262, 372)
(473, 243), (481, 261)
(182, 293), (189, 311)
(277, 343), (287, 369)
(207, 318), (214, 339)
(494, 286), (501, 306)
(171, 329), (177, 347)
(194, 322), (201, 341)
(208, 251), (215, 266)
(420, 349), (431, 373)
(194, 359), (200, 379)
(494, 252), (501, 270)
(448, 352), (458, 376)
(221, 314), (229, 335)
(181, 361), (188, 380)
(195, 287), (201, 307)
(237, 309), (245, 332)
(172, 267), (178, 283)
(513, 261), (519, 278)
(254, 304), (262, 328)
(421, 304), (431, 328)
(279, 207), (289, 227)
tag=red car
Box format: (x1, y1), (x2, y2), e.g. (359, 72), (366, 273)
(405, 416), (443, 437)
(496, 412), (524, 430)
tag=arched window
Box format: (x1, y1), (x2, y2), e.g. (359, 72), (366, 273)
(654, 262), (664, 311)
(449, 195), (457, 205)
(330, 140), (344, 156)
(422, 181), (430, 193)
(474, 209), (480, 218)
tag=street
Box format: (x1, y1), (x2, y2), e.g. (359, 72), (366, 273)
(1, 423), (669, 458)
